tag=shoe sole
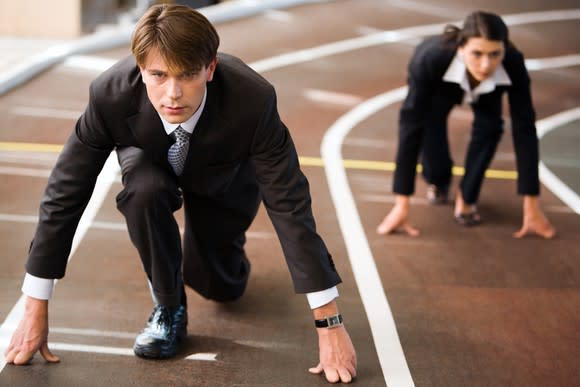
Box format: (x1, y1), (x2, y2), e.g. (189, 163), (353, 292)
(133, 327), (187, 359)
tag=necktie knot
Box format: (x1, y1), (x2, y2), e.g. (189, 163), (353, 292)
(171, 126), (190, 143)
(168, 126), (190, 175)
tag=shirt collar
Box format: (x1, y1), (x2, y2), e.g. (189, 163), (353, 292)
(158, 87), (207, 135)
(443, 53), (511, 104)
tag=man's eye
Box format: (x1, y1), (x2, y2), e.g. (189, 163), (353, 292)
(181, 72), (197, 80)
(472, 52), (482, 58)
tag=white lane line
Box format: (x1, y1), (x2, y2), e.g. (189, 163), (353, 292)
(46, 343), (217, 361)
(185, 353), (218, 361)
(50, 327), (135, 339)
(251, 9), (580, 73)
(0, 325), (136, 340)
(263, 9), (294, 22)
(322, 86), (413, 387)
(303, 88), (363, 107)
(62, 55), (117, 73)
(0, 153), (119, 371)
(526, 54), (580, 71)
(0, 213), (126, 231)
(536, 107), (580, 214)
(320, 64), (580, 387)
(343, 137), (393, 149)
(11, 106), (81, 120)
(0, 213), (277, 238)
(0, 166), (51, 177)
(385, 0), (466, 19)
(1, 7), (578, 374)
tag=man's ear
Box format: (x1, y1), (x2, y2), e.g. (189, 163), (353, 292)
(138, 65), (146, 82)
(206, 57), (218, 82)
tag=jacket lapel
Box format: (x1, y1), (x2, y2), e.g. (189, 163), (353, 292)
(180, 83), (231, 175)
(126, 86), (173, 165)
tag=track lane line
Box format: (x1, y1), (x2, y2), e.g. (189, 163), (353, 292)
(0, 153), (119, 370)
(1, 7), (578, 379)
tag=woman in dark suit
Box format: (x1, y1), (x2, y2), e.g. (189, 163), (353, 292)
(377, 10), (555, 238)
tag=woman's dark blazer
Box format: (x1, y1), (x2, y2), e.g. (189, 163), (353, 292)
(25, 53), (340, 294)
(393, 35), (540, 196)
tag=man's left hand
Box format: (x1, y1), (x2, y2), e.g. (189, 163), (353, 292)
(309, 325), (357, 383)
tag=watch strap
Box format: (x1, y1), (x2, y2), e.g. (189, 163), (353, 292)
(314, 313), (343, 328)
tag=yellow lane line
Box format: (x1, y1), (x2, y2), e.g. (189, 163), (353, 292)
(300, 156), (517, 179)
(0, 141), (63, 153)
(0, 142), (518, 180)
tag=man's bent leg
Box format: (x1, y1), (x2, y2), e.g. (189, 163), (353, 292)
(115, 146), (187, 359)
(182, 163), (260, 302)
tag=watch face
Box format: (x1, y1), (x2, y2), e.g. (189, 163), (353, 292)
(329, 315), (340, 326)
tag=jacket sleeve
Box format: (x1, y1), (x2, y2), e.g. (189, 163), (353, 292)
(393, 43), (440, 195)
(25, 85), (114, 279)
(506, 49), (540, 195)
(250, 88), (341, 294)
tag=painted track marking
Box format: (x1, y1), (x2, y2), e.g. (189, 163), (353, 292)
(1, 7), (579, 382)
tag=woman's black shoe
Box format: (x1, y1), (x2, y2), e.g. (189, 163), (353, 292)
(427, 184), (449, 205)
(454, 211), (482, 227)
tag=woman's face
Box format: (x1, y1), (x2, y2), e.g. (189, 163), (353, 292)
(458, 37), (505, 85)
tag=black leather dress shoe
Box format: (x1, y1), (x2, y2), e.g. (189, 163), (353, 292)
(133, 304), (188, 359)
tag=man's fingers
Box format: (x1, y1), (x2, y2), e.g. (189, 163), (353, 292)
(4, 348), (16, 364)
(308, 363), (323, 375)
(12, 350), (34, 366)
(338, 367), (354, 383)
(309, 363), (355, 384)
(323, 367), (340, 384)
(40, 342), (60, 363)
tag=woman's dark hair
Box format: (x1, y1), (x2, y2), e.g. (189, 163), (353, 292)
(443, 11), (510, 48)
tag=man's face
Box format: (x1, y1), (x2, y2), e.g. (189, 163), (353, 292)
(139, 47), (217, 124)
(458, 37), (505, 85)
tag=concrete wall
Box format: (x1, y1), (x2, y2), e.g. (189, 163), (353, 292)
(0, 0), (224, 38)
(0, 0), (135, 38)
(0, 0), (82, 38)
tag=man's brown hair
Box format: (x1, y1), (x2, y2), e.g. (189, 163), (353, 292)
(131, 4), (220, 73)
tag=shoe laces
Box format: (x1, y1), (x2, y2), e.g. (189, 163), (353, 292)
(145, 305), (173, 334)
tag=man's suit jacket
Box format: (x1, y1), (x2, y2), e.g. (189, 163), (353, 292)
(393, 35), (540, 196)
(25, 53), (341, 294)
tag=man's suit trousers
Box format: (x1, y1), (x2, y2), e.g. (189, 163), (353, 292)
(115, 146), (260, 306)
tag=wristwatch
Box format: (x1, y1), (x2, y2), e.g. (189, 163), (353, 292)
(314, 313), (343, 328)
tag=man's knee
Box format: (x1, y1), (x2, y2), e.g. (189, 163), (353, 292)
(183, 252), (250, 302)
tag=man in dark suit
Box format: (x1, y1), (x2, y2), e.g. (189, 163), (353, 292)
(4, 4), (356, 384)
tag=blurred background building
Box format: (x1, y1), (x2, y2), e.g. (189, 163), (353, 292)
(0, 0), (222, 38)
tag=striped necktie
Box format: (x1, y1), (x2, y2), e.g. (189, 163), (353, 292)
(167, 126), (190, 175)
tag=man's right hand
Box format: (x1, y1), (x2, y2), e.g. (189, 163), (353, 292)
(376, 195), (419, 236)
(4, 296), (59, 365)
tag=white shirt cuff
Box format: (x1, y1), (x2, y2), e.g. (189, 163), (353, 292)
(306, 286), (339, 309)
(22, 273), (55, 300)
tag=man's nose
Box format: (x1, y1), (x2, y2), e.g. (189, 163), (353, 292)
(166, 78), (182, 99)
